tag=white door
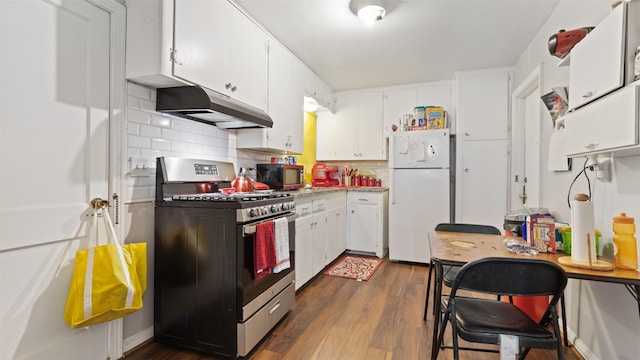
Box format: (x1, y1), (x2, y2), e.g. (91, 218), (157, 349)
(459, 140), (509, 230)
(0, 0), (123, 358)
(523, 89), (541, 207)
(510, 68), (541, 211)
(389, 169), (450, 263)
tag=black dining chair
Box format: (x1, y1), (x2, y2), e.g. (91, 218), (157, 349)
(434, 257), (568, 360)
(423, 223), (501, 321)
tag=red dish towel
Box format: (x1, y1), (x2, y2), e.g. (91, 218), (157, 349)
(254, 221), (276, 280)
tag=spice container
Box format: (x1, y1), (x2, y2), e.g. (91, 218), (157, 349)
(613, 213), (637, 270)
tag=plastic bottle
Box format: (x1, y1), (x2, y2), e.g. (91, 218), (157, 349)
(613, 213), (637, 270)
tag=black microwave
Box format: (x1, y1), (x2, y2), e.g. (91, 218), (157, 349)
(256, 164), (304, 190)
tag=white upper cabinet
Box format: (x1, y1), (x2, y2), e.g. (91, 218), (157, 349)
(456, 69), (511, 141)
(383, 82), (454, 136)
(305, 70), (333, 110)
(568, 2), (628, 110)
(564, 85), (639, 157)
(317, 91), (386, 160)
(126, 0), (268, 111)
(237, 41), (305, 154)
(561, 1), (640, 157)
(383, 88), (419, 135)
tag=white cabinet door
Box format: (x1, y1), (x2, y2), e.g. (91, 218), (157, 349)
(357, 91), (386, 159)
(383, 88), (416, 134)
(458, 140), (508, 231)
(417, 82), (454, 131)
(230, 8), (268, 111)
(173, 0), (231, 93)
(295, 213), (313, 290)
(311, 212), (327, 275)
(568, 3), (625, 110)
(317, 91), (385, 160)
(564, 85), (639, 156)
(317, 94), (357, 160)
(349, 202), (379, 254)
(305, 69), (333, 109)
(237, 41), (304, 153)
(325, 207), (346, 264)
(457, 69), (510, 140)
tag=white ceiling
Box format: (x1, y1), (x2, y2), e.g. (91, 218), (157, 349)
(235, 0), (561, 91)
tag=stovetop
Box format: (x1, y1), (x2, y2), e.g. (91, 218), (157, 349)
(170, 191), (292, 203)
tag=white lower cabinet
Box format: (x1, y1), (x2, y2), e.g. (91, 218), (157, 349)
(294, 191), (347, 290)
(325, 207), (347, 263)
(347, 191), (388, 258)
(294, 208), (313, 290)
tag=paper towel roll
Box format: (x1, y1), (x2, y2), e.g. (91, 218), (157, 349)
(571, 199), (596, 264)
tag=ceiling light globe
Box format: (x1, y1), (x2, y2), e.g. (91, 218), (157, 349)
(357, 5), (386, 25)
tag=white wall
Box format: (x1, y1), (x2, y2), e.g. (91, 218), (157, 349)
(121, 82), (279, 349)
(513, 1), (640, 358)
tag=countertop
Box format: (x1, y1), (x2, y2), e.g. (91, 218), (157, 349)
(291, 186), (388, 199)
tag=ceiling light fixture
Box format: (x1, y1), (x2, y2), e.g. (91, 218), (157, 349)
(350, 0), (387, 26)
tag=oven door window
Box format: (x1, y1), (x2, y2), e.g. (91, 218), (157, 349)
(240, 216), (295, 307)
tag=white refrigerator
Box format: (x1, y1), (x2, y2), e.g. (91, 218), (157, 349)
(388, 129), (451, 263)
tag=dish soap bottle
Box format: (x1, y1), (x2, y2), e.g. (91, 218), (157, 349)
(613, 213), (637, 270)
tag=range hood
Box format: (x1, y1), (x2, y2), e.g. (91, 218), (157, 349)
(156, 85), (273, 129)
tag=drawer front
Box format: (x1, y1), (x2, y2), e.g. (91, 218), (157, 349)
(237, 282), (295, 356)
(348, 192), (381, 205)
(295, 200), (312, 216)
(312, 199), (326, 212)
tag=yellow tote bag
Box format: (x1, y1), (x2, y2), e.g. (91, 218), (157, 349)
(64, 207), (147, 328)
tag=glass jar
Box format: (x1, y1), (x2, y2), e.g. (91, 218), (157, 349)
(613, 213), (637, 270)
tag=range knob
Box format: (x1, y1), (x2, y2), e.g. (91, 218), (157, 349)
(271, 205), (279, 212)
(249, 208), (259, 217)
(262, 207), (269, 215)
(281, 203), (289, 211)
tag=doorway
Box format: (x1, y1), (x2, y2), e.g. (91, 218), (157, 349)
(510, 66), (542, 211)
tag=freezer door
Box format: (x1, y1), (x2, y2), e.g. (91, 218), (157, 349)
(390, 130), (449, 169)
(388, 168), (450, 263)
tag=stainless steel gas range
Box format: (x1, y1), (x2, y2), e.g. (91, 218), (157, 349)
(154, 157), (296, 358)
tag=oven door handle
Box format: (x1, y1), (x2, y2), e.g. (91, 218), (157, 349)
(242, 212), (298, 237)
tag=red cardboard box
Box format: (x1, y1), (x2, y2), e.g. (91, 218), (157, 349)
(528, 215), (556, 253)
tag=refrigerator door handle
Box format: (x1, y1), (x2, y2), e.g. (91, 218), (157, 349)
(389, 170), (395, 204)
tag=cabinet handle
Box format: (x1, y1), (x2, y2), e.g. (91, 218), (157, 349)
(225, 83), (232, 89)
(358, 198), (369, 202)
(170, 48), (183, 66)
(465, 168), (470, 173)
(582, 91), (595, 99)
(465, 132), (470, 136)
(231, 85), (237, 92)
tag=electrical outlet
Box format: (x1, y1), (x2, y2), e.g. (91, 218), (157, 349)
(589, 157), (611, 182)
(129, 157), (156, 177)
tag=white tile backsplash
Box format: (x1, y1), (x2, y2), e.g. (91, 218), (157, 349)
(128, 108), (151, 124)
(125, 81), (282, 203)
(140, 124), (161, 138)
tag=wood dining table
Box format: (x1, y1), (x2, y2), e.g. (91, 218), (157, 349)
(428, 231), (640, 359)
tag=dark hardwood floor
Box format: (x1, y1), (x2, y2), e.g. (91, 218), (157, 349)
(124, 258), (584, 360)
